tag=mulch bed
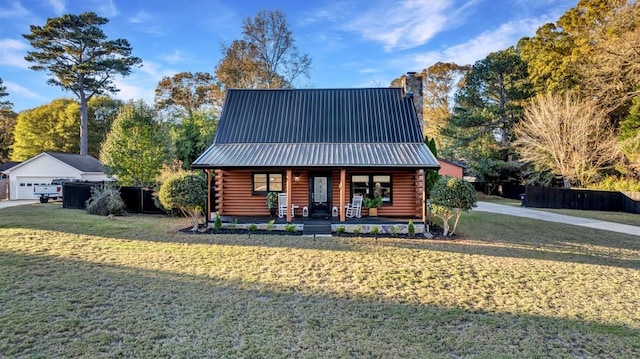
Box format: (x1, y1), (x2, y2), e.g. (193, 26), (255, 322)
(179, 223), (457, 240)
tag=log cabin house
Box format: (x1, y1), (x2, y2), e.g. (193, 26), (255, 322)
(192, 73), (440, 223)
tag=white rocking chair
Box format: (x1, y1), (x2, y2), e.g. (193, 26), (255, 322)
(278, 193), (288, 218)
(346, 195), (363, 218)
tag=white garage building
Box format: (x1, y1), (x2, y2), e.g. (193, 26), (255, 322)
(2, 152), (110, 200)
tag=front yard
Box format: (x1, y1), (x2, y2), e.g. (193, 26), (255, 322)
(1, 204), (639, 357)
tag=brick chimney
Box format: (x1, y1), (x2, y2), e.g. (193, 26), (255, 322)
(402, 71), (423, 127)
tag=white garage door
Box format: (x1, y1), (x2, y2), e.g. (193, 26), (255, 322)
(16, 177), (54, 199)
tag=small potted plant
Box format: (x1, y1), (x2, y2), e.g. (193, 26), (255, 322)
(266, 192), (278, 217)
(363, 195), (383, 217)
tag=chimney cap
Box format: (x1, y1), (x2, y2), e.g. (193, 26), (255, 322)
(405, 91), (414, 98)
(406, 71), (417, 76)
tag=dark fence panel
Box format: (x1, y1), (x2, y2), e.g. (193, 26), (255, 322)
(524, 186), (640, 214)
(623, 192), (640, 214)
(63, 183), (163, 213)
(63, 182), (102, 209)
(501, 184), (525, 200)
(120, 187), (163, 214)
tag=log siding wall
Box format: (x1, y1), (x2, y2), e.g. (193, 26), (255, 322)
(214, 169), (423, 218)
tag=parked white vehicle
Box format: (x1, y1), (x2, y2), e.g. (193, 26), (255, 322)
(33, 178), (74, 203)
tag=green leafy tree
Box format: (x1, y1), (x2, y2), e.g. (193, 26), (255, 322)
(171, 112), (218, 169)
(430, 176), (477, 236)
(11, 99), (80, 161)
(619, 91), (640, 175)
(215, 9), (311, 90)
(425, 136), (440, 196)
(0, 78), (17, 162)
(100, 100), (171, 187)
(87, 96), (123, 158)
(443, 47), (533, 184)
(158, 171), (207, 231)
(23, 12), (142, 156)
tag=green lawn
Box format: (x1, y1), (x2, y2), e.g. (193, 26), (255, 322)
(1, 204), (639, 358)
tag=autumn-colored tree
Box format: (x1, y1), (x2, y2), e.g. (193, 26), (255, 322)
(421, 62), (470, 149)
(518, 0), (637, 111)
(580, 1), (640, 117)
(154, 72), (223, 119)
(11, 99), (80, 161)
(23, 12), (141, 156)
(215, 9), (310, 90)
(514, 92), (620, 188)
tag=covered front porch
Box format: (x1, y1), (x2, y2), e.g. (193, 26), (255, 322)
(205, 167), (431, 225)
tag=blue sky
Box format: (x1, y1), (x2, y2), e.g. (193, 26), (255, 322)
(0, 0), (577, 112)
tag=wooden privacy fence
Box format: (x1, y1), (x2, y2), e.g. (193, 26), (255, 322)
(0, 179), (8, 200)
(524, 186), (640, 214)
(62, 182), (163, 214)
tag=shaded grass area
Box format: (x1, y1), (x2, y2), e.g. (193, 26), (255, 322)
(1, 204), (640, 357)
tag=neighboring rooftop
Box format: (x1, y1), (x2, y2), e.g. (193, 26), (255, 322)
(0, 161), (21, 173)
(45, 152), (104, 172)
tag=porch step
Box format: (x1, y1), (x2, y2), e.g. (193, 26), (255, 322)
(303, 223), (332, 235)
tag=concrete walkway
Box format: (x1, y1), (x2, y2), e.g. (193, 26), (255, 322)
(474, 201), (640, 237)
(0, 199), (39, 210)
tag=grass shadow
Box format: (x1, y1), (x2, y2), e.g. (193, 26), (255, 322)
(2, 251), (638, 358)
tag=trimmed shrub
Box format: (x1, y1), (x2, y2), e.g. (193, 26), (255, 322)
(407, 221), (415, 235)
(214, 212), (222, 230)
(158, 171), (206, 231)
(430, 176), (477, 236)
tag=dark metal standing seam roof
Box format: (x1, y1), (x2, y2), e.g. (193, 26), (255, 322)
(192, 88), (439, 169)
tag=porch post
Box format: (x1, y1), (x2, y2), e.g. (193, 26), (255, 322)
(339, 168), (346, 222)
(206, 169), (212, 222)
(286, 169), (293, 222)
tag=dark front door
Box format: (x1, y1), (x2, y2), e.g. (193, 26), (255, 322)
(309, 173), (331, 217)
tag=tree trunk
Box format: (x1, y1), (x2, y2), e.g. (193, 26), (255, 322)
(451, 209), (463, 235)
(563, 177), (571, 189)
(79, 91), (89, 156)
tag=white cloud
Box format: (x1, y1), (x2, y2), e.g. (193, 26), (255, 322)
(5, 81), (46, 100)
(47, 0), (65, 14)
(345, 0), (478, 51)
(0, 38), (30, 69)
(129, 10), (152, 24)
(96, 0), (118, 18)
(112, 78), (151, 103)
(161, 50), (185, 64)
(0, 1), (29, 18)
(410, 16), (551, 68)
